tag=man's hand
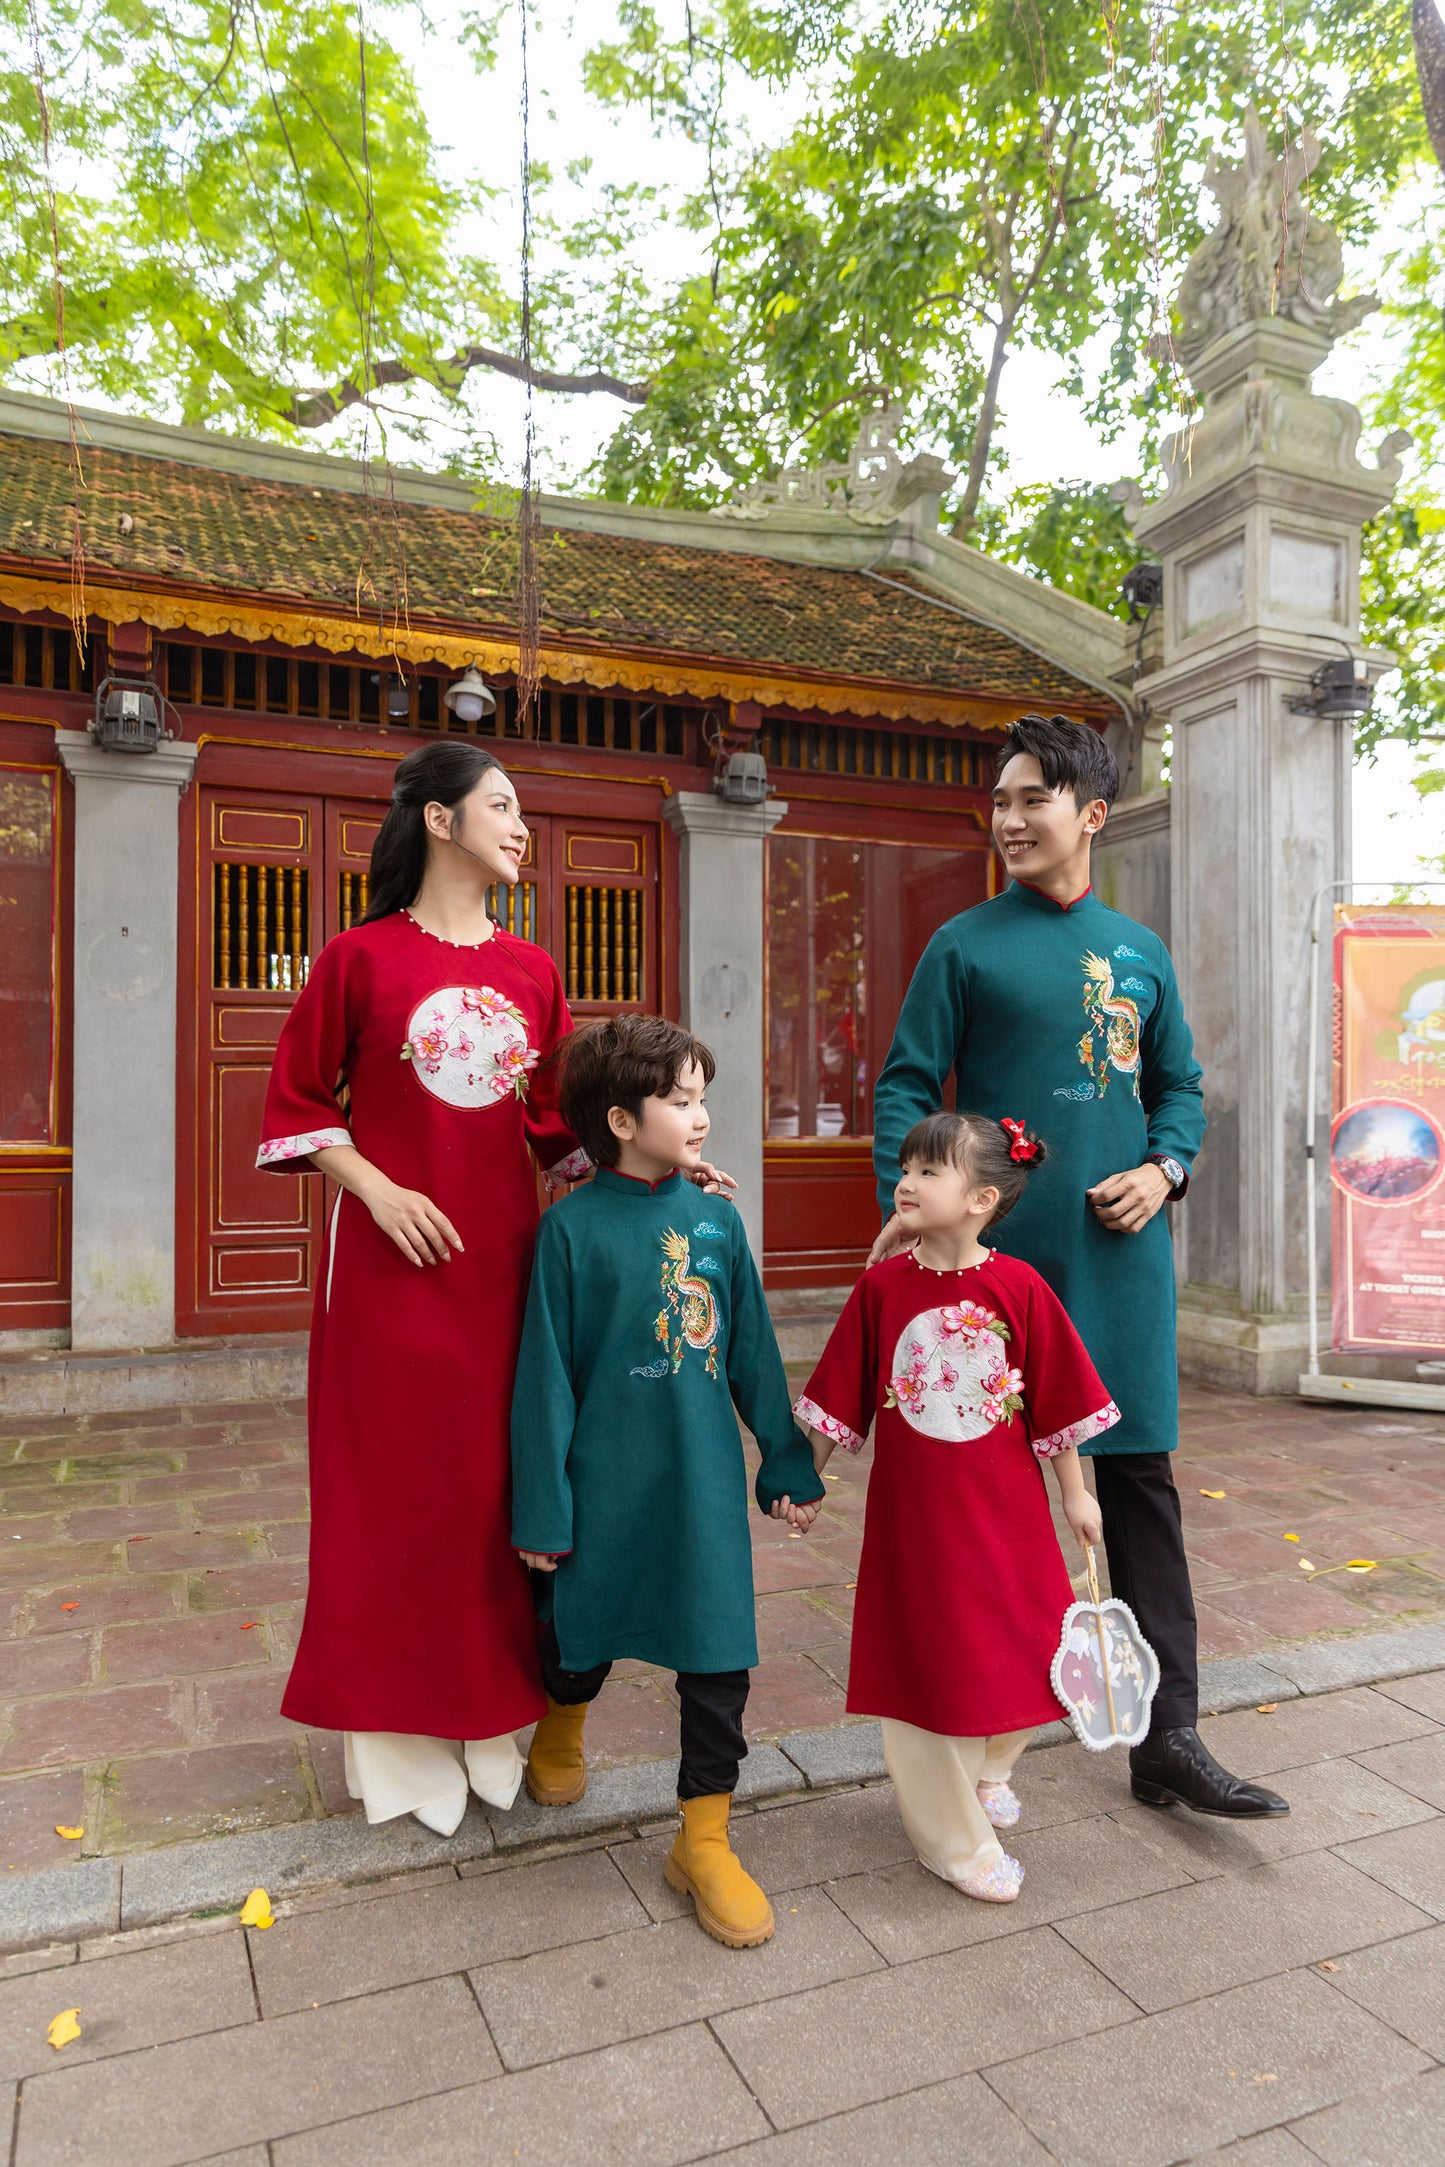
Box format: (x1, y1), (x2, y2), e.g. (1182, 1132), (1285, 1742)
(686, 1160), (739, 1197)
(517, 1551), (558, 1572)
(866, 1212), (918, 1269)
(1087, 1162), (1172, 1234)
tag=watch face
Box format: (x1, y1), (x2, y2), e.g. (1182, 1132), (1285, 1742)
(1160, 1158), (1184, 1188)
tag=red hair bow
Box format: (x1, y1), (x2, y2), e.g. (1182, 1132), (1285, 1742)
(1000, 1117), (1039, 1164)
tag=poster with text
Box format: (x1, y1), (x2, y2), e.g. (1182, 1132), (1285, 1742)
(1331, 904), (1445, 1356)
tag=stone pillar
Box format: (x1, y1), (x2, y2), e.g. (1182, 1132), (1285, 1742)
(1126, 115), (1403, 1393)
(662, 791), (787, 1262)
(56, 730), (199, 1350)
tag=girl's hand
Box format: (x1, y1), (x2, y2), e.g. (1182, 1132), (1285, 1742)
(1065, 1491), (1104, 1548)
(788, 1497), (823, 1533)
(518, 1551), (558, 1572)
(686, 1159), (739, 1197)
(363, 1177), (463, 1267)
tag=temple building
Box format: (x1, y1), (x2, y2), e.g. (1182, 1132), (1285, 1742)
(0, 388), (1139, 1384)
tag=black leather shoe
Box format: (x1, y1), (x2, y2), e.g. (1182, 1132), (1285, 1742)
(1129, 1726), (1289, 1818)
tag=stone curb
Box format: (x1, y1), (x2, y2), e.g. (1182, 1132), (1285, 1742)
(3, 1615), (1444, 1953)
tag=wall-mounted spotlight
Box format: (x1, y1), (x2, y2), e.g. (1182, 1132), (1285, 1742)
(1287, 656), (1373, 722)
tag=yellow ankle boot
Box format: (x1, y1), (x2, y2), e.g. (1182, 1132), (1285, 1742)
(524, 1697), (589, 1805)
(664, 1793), (774, 1947)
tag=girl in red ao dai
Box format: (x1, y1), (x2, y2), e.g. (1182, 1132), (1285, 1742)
(794, 1111), (1118, 1902)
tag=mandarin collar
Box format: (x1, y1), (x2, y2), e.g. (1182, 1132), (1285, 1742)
(593, 1166), (684, 1198)
(1004, 877), (1097, 915)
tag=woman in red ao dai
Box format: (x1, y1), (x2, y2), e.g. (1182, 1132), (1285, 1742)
(795, 1111), (1118, 1901)
(257, 744), (593, 1834)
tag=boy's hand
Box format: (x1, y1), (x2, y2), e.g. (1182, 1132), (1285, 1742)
(517, 1550), (558, 1572)
(686, 1160), (739, 1197)
(1063, 1492), (1104, 1548)
(866, 1213), (918, 1268)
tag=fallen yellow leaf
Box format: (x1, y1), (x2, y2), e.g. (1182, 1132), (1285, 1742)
(1318, 1960), (1340, 1974)
(1283, 1533), (1300, 1542)
(1198, 1489), (1227, 1499)
(239, 1887), (274, 1929)
(1346, 1559), (1377, 1572)
(1299, 1559), (1315, 1571)
(1256, 1703), (1278, 1714)
(46, 2008), (81, 2051)
(53, 1825), (83, 1841)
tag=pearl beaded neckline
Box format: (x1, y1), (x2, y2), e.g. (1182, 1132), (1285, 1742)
(401, 908), (498, 951)
(906, 1247), (995, 1278)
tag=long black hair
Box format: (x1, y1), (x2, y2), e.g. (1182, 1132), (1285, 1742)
(362, 741), (513, 922)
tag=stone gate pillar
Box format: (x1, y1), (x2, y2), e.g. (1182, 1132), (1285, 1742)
(662, 791), (787, 1263)
(1128, 114), (1405, 1393)
(56, 728), (198, 1350)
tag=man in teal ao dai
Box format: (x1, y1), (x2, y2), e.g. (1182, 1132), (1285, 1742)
(873, 714), (1288, 1821)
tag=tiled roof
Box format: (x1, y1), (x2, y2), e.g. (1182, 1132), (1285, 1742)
(0, 431), (1107, 712)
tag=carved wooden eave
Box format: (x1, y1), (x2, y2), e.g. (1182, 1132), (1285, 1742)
(0, 566), (1094, 733)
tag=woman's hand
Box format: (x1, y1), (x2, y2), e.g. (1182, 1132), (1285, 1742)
(311, 1144), (463, 1268)
(686, 1160), (739, 1197)
(362, 1176), (463, 1267)
(518, 1551), (558, 1572)
(866, 1212), (918, 1268)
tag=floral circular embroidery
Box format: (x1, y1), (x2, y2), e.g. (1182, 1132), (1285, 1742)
(885, 1302), (1025, 1441)
(401, 986), (539, 1110)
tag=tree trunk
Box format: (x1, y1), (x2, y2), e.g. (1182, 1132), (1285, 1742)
(950, 311), (1013, 538)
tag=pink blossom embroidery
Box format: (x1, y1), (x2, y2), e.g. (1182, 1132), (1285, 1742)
(405, 1026), (450, 1074)
(461, 986), (511, 1020)
(256, 1125), (351, 1169)
(793, 1395), (866, 1455)
(545, 1146), (594, 1189)
(940, 1300), (1009, 1340)
(1032, 1400), (1122, 1460)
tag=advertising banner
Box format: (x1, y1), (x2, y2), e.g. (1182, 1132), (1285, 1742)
(1331, 904), (1445, 1356)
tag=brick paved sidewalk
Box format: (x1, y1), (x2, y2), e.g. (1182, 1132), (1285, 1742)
(1, 1384), (1443, 1871)
(3, 1673), (1444, 2164)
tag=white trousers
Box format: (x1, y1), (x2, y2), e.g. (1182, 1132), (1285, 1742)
(882, 1719), (1034, 1884)
(343, 1730), (524, 1825)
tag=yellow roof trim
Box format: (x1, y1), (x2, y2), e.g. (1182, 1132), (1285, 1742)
(0, 569), (1101, 732)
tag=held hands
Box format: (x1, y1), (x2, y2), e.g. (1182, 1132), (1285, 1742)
(1087, 1162), (1172, 1235)
(770, 1495), (823, 1533)
(517, 1551), (558, 1572)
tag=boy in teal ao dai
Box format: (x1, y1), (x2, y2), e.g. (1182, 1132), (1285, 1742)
(872, 714), (1288, 1824)
(511, 1014), (824, 1948)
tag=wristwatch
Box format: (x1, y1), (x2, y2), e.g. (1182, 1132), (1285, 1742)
(1148, 1154), (1187, 1198)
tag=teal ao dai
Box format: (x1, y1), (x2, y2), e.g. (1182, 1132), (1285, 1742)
(873, 880), (1205, 1456)
(510, 1168), (825, 1673)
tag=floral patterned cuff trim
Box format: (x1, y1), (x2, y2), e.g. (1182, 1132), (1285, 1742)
(793, 1395), (866, 1456)
(545, 1147), (594, 1188)
(255, 1126), (351, 1170)
(1032, 1401), (1122, 1460)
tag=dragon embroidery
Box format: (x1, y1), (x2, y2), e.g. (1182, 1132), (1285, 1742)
(1077, 951), (1142, 1098)
(651, 1226), (722, 1379)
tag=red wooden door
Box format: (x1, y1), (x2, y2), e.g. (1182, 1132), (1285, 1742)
(180, 785), (326, 1336)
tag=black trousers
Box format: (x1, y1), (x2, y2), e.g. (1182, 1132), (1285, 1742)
(1091, 1452), (1199, 1732)
(538, 1618), (750, 1801)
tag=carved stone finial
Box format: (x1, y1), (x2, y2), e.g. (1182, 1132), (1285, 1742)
(1169, 107), (1377, 371)
(715, 405), (953, 526)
